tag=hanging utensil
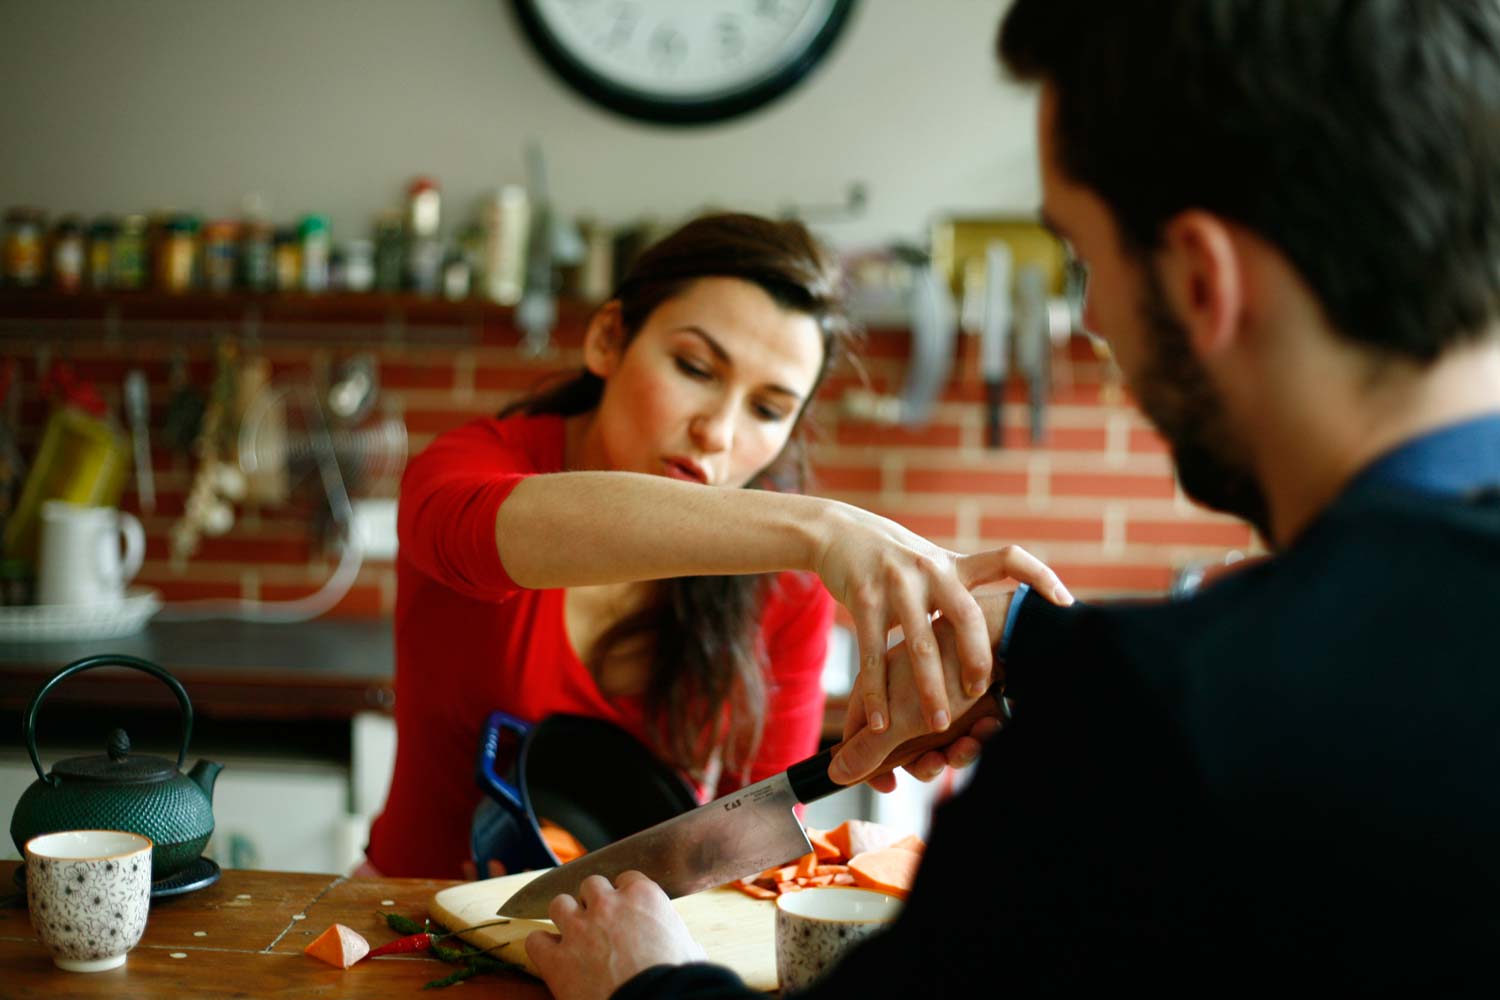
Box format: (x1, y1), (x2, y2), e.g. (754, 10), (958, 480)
(124, 369), (155, 514)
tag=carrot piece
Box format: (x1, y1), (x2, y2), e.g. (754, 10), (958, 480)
(305, 923), (370, 968)
(808, 874), (834, 886)
(733, 881), (778, 900)
(832, 873), (856, 885)
(777, 881), (803, 893)
(775, 864), (801, 883)
(794, 852), (818, 880)
(847, 847), (922, 901)
(539, 819), (588, 864)
(891, 834), (926, 855)
(826, 820), (853, 860)
(828, 819), (903, 860)
(814, 864), (850, 876)
(807, 827), (841, 862)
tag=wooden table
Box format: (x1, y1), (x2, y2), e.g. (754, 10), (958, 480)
(0, 861), (549, 999)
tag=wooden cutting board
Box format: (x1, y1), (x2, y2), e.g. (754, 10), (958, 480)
(431, 870), (778, 991)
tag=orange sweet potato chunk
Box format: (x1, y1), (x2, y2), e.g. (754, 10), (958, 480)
(305, 923), (370, 968)
(847, 847), (922, 901)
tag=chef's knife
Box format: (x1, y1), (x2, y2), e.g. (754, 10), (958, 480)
(496, 687), (1002, 919)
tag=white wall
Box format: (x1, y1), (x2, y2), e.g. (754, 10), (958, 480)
(0, 0), (1039, 250)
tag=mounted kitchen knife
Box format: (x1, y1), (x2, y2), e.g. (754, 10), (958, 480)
(496, 686), (1003, 919)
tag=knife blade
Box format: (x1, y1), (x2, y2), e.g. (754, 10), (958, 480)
(496, 687), (1002, 919)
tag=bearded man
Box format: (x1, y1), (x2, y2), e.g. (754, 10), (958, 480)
(524, 3), (1500, 995)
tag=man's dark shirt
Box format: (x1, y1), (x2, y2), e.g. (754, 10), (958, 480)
(618, 416), (1500, 997)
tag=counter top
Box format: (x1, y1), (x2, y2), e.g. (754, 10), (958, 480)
(0, 619), (395, 721)
(0, 860), (548, 998)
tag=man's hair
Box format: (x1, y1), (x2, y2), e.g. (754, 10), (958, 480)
(999, 0), (1500, 361)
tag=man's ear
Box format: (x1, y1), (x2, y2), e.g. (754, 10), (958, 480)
(583, 301), (625, 378)
(1157, 211), (1244, 360)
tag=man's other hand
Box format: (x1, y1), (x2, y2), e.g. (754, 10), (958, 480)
(526, 871), (705, 1000)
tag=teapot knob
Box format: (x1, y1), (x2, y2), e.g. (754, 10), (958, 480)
(107, 729), (131, 762)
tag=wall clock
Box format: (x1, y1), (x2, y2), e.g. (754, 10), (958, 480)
(512, 0), (858, 126)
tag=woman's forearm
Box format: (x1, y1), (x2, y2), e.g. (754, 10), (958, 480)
(495, 471), (843, 588)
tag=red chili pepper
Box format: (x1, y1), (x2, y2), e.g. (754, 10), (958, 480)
(368, 932), (434, 957)
(367, 917), (514, 959)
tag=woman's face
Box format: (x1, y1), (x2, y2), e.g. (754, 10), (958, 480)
(581, 276), (826, 488)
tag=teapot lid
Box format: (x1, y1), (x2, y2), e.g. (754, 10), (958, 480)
(51, 729), (177, 784)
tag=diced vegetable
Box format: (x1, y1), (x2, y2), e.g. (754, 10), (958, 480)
(722, 822), (923, 901)
(847, 847), (922, 900)
(305, 923), (370, 968)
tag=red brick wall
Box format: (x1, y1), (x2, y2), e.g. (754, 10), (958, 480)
(0, 293), (1257, 616)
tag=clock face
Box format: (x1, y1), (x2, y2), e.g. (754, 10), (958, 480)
(513, 0), (857, 125)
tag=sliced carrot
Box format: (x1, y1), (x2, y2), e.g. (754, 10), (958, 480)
(304, 923), (370, 968)
(826, 820), (853, 860)
(814, 864), (850, 876)
(733, 881), (778, 900)
(808, 874), (834, 886)
(832, 873), (856, 885)
(539, 819), (588, 864)
(794, 852), (818, 880)
(777, 881), (803, 893)
(891, 834), (926, 855)
(807, 827), (841, 862)
(775, 864), (801, 883)
(847, 847), (922, 901)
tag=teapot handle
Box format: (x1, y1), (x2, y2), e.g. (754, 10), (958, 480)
(23, 654), (194, 785)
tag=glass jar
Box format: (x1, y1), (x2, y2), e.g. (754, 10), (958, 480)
(273, 227), (301, 292)
(343, 238), (374, 293)
(240, 219), (274, 292)
(373, 211), (403, 292)
(299, 214), (331, 293)
(201, 220), (240, 293)
(86, 217), (117, 290)
(3, 208), (45, 288)
(156, 215), (199, 293)
(49, 215), (85, 292)
(112, 214), (148, 290)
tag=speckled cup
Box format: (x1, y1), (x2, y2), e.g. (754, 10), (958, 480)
(774, 886), (902, 992)
(25, 830), (153, 972)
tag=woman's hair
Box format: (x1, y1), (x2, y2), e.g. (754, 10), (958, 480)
(500, 212), (856, 782)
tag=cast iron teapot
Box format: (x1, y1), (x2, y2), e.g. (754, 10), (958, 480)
(9, 654), (222, 880)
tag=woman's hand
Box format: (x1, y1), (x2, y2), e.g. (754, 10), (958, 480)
(814, 516), (1069, 739)
(526, 871), (704, 1000)
(828, 591), (1011, 787)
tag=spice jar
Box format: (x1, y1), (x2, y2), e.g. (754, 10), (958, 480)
(112, 214), (148, 290)
(157, 215), (199, 293)
(3, 208), (45, 288)
(240, 219), (274, 292)
(343, 238), (374, 293)
(373, 211), (403, 292)
(273, 227), (301, 292)
(86, 217), (117, 290)
(49, 215), (85, 292)
(299, 214), (331, 292)
(201, 220), (240, 293)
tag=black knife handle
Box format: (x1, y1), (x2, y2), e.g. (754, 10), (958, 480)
(786, 686), (1004, 804)
(787, 747), (840, 804)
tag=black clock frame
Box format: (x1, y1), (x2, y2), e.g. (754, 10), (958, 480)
(511, 0), (858, 127)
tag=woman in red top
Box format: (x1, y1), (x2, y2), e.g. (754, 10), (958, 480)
(364, 214), (1063, 878)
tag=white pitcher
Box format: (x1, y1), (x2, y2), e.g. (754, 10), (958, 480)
(36, 501), (145, 607)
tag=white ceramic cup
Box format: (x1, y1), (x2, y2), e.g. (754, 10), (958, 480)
(25, 829), (154, 972)
(775, 886), (903, 992)
(36, 501), (145, 607)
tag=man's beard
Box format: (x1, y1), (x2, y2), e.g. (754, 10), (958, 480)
(1133, 266), (1274, 543)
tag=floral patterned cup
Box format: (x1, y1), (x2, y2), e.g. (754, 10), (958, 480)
(25, 830), (153, 972)
(775, 886), (902, 992)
